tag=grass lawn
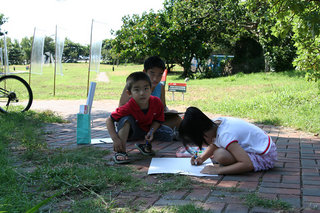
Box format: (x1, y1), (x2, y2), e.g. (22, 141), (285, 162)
(2, 63), (316, 212)
(8, 63), (320, 134)
(0, 112), (292, 212)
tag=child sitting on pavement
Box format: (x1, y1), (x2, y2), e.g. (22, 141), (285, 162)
(119, 56), (182, 132)
(179, 106), (278, 175)
(106, 72), (173, 164)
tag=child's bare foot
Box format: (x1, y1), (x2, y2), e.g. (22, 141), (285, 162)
(113, 152), (130, 164)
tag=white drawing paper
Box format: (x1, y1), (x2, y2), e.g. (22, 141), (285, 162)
(148, 158), (217, 176)
(91, 138), (113, 144)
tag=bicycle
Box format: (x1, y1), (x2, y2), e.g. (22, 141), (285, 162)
(0, 74), (33, 113)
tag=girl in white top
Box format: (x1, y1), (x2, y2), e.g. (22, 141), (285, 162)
(179, 107), (277, 175)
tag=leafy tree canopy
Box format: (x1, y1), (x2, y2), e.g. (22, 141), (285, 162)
(267, 0), (320, 83)
(0, 13), (7, 36)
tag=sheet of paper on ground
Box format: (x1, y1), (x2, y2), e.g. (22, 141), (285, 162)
(91, 138), (113, 144)
(148, 158), (217, 176)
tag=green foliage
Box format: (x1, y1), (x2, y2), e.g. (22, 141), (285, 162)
(111, 0), (300, 77)
(8, 39), (24, 65)
(0, 13), (7, 36)
(3, 0), (320, 83)
(112, 1), (216, 76)
(0, 37), (24, 65)
(20, 37), (32, 64)
(101, 38), (114, 63)
(269, 0), (320, 81)
(63, 38), (89, 62)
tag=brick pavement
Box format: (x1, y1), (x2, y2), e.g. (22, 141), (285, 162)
(42, 103), (320, 213)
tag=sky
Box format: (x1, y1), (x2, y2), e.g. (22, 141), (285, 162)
(0, 0), (164, 45)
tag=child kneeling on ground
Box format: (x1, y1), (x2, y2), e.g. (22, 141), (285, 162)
(179, 106), (278, 175)
(106, 72), (173, 164)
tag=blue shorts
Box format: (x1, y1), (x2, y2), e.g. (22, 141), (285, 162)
(116, 115), (173, 142)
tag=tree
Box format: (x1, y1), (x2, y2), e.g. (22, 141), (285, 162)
(242, 0), (296, 72)
(63, 38), (88, 62)
(167, 0), (236, 76)
(170, 0), (296, 74)
(268, 0), (320, 83)
(112, 3), (214, 76)
(101, 38), (116, 64)
(0, 13), (7, 36)
(112, 0), (318, 80)
(20, 37), (32, 64)
(8, 39), (23, 65)
(112, 14), (142, 62)
(43, 36), (55, 62)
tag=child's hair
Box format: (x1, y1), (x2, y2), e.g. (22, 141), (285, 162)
(144, 56), (166, 71)
(126, 72), (152, 92)
(179, 106), (216, 149)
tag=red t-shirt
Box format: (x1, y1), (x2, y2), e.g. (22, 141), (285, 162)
(110, 96), (164, 132)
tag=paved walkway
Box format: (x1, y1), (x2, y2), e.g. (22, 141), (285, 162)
(34, 100), (320, 212)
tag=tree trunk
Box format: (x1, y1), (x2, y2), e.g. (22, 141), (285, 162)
(166, 63), (175, 72)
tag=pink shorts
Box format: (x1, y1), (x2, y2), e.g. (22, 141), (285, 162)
(247, 142), (278, 172)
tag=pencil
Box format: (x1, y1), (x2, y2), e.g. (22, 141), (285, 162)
(146, 128), (154, 145)
(194, 150), (198, 165)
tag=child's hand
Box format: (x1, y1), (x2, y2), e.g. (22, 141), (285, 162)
(145, 129), (154, 143)
(191, 155), (203, 166)
(112, 137), (123, 152)
(200, 165), (220, 175)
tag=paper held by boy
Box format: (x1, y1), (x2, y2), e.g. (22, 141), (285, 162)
(148, 158), (217, 177)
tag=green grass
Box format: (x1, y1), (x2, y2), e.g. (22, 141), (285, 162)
(0, 111), (66, 212)
(9, 64), (320, 134)
(242, 193), (292, 210)
(9, 63), (143, 100)
(152, 174), (194, 193)
(1, 64), (319, 211)
(71, 202), (210, 213)
(0, 111), (195, 212)
(168, 71), (320, 134)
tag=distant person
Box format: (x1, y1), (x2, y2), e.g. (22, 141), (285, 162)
(119, 56), (182, 135)
(179, 106), (277, 175)
(106, 72), (173, 164)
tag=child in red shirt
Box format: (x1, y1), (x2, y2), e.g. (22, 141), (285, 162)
(119, 56), (182, 132)
(106, 72), (173, 164)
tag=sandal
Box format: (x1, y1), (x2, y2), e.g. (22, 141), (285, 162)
(135, 143), (155, 156)
(113, 152), (130, 164)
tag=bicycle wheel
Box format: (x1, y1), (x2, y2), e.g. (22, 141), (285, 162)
(0, 75), (33, 113)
